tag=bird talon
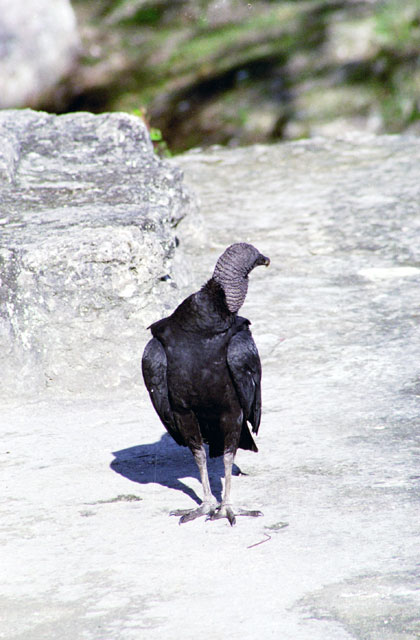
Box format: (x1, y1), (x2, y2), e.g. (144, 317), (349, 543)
(237, 508), (264, 518)
(208, 506), (236, 526)
(171, 503), (217, 524)
(169, 508), (191, 517)
(208, 506), (263, 525)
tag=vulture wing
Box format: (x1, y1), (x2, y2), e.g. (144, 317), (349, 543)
(141, 338), (185, 446)
(227, 325), (262, 434)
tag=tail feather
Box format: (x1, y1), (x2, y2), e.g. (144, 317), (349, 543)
(238, 421), (258, 452)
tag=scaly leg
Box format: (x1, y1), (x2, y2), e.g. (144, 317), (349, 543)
(210, 450), (263, 526)
(170, 445), (218, 524)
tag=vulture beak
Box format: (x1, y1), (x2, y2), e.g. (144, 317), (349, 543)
(256, 254), (270, 267)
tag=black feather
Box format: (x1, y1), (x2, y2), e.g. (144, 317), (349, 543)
(227, 323), (262, 435)
(142, 278), (262, 457)
(141, 338), (185, 447)
(141, 243), (269, 523)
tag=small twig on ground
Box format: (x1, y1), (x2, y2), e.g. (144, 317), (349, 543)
(247, 532), (272, 549)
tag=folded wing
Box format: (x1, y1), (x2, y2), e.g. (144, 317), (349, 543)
(227, 326), (262, 434)
(141, 337), (185, 446)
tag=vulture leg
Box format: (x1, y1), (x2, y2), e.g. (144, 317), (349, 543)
(170, 445), (218, 524)
(209, 450), (263, 526)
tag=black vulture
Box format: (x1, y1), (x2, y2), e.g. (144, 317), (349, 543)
(142, 243), (270, 525)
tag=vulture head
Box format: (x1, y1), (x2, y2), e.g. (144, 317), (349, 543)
(212, 242), (270, 313)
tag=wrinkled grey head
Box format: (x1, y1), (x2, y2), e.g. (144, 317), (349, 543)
(212, 242), (270, 313)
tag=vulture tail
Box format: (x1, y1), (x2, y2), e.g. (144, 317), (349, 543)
(238, 421), (258, 453)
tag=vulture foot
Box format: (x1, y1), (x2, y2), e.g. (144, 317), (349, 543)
(170, 502), (217, 524)
(208, 505), (263, 526)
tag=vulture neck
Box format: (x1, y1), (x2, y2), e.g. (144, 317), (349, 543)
(181, 279), (235, 334)
(203, 278), (237, 315)
(212, 267), (248, 314)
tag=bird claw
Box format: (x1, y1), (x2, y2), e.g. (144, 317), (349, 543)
(207, 505), (237, 526)
(170, 503), (217, 524)
(170, 504), (263, 526)
(207, 505), (263, 526)
(236, 508), (264, 518)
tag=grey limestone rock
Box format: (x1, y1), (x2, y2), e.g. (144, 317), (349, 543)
(0, 110), (195, 396)
(0, 0), (80, 109)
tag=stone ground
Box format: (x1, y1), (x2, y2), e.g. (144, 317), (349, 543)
(1, 134), (420, 639)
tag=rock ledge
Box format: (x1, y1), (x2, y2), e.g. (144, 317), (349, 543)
(0, 109), (194, 396)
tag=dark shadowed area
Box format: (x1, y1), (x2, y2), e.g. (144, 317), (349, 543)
(111, 433), (243, 506)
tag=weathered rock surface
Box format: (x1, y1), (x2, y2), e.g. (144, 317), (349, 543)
(0, 109), (195, 396)
(0, 0), (80, 108)
(2, 133), (420, 639)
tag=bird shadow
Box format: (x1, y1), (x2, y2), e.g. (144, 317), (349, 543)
(110, 432), (242, 505)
